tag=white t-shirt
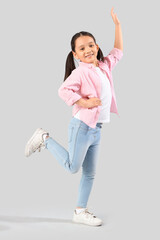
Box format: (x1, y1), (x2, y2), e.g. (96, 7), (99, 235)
(74, 67), (112, 123)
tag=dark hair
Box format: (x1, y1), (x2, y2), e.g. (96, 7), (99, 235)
(63, 31), (105, 81)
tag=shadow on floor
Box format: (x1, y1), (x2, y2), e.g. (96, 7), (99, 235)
(0, 215), (106, 230)
(0, 215), (72, 225)
(0, 224), (11, 231)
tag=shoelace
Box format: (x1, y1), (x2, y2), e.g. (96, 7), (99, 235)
(33, 141), (45, 152)
(83, 208), (96, 218)
(37, 141), (45, 152)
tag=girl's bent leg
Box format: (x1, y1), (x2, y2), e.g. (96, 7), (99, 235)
(44, 120), (90, 174)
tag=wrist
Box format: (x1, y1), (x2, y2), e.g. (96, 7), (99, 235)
(81, 98), (88, 108)
(75, 98), (88, 108)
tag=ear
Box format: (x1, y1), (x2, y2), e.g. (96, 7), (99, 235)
(72, 51), (79, 60)
(96, 44), (99, 51)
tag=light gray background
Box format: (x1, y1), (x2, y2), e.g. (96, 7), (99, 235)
(0, 0), (159, 239)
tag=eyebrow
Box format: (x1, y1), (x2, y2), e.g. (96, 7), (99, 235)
(78, 42), (94, 48)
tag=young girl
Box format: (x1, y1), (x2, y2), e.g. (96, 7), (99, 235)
(25, 7), (123, 226)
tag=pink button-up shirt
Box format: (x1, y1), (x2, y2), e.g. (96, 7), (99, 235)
(58, 47), (123, 128)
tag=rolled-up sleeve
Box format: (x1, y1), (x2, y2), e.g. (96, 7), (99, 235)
(104, 48), (123, 71)
(58, 69), (82, 106)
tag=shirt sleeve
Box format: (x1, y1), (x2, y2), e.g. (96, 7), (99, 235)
(58, 69), (82, 106)
(104, 47), (123, 71)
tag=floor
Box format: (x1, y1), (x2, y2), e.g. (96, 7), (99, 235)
(0, 209), (114, 240)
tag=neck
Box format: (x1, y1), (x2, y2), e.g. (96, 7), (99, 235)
(94, 61), (99, 67)
(79, 60), (99, 67)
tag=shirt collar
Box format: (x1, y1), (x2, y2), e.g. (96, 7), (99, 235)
(79, 60), (104, 69)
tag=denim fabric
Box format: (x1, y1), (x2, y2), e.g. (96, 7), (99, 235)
(44, 117), (102, 208)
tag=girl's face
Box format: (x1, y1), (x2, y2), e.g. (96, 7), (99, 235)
(72, 36), (99, 66)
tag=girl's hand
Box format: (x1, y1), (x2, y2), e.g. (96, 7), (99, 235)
(75, 97), (102, 108)
(111, 7), (120, 25)
(86, 97), (102, 109)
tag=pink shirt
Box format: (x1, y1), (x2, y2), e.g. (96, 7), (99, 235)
(58, 47), (123, 128)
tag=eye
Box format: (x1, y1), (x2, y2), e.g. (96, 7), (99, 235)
(80, 44), (94, 50)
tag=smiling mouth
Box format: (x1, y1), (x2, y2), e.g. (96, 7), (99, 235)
(85, 54), (94, 58)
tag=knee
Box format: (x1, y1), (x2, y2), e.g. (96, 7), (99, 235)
(70, 167), (79, 174)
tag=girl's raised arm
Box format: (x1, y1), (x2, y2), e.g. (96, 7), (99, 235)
(111, 7), (123, 51)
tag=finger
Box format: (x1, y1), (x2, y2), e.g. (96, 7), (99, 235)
(115, 13), (119, 21)
(111, 7), (113, 15)
(111, 6), (114, 12)
(111, 10), (115, 18)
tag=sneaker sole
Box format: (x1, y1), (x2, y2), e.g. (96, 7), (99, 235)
(72, 218), (102, 227)
(25, 128), (43, 157)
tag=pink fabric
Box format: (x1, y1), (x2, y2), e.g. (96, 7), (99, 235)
(58, 47), (123, 128)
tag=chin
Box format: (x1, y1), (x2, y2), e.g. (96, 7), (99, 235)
(85, 59), (94, 63)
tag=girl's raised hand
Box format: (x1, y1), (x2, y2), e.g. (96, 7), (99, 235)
(111, 7), (120, 25)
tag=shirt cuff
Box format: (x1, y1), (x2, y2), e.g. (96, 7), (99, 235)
(66, 94), (82, 106)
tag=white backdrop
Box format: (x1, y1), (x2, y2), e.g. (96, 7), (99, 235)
(0, 0), (159, 239)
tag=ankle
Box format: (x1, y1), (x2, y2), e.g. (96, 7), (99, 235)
(42, 133), (49, 142)
(75, 207), (86, 214)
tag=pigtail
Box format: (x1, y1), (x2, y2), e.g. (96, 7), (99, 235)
(63, 51), (76, 82)
(97, 47), (105, 62)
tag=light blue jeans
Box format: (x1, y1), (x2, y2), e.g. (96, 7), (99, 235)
(44, 117), (102, 208)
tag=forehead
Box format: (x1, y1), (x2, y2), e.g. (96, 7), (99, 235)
(75, 36), (95, 48)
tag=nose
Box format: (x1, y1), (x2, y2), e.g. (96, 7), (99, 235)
(86, 46), (92, 53)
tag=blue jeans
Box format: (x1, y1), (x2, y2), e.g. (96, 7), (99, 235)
(44, 117), (102, 208)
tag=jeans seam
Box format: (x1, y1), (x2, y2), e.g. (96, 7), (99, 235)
(70, 125), (81, 166)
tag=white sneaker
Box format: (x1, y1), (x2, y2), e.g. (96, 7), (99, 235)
(72, 208), (103, 226)
(25, 128), (49, 157)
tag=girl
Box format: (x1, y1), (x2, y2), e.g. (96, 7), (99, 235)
(25, 7), (123, 227)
